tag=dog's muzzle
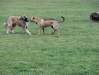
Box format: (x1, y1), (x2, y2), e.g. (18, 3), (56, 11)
(24, 18), (29, 22)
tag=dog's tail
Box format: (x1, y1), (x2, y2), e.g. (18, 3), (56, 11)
(58, 16), (65, 23)
(4, 23), (8, 27)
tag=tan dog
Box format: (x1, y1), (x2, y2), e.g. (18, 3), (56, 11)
(4, 14), (31, 35)
(30, 16), (65, 35)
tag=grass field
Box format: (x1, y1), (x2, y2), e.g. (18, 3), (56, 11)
(0, 0), (99, 75)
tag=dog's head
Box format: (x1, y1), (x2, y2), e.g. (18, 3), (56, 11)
(20, 14), (29, 22)
(30, 17), (38, 23)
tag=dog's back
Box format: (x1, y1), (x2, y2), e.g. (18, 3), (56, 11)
(44, 18), (55, 21)
(7, 16), (20, 23)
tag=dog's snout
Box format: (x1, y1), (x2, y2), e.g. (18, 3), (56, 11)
(24, 18), (29, 22)
(30, 18), (33, 22)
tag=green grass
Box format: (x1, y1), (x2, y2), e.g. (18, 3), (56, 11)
(0, 0), (99, 75)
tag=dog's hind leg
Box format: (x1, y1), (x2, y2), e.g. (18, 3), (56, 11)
(51, 26), (58, 34)
(52, 25), (60, 35)
(57, 30), (60, 35)
(51, 26), (56, 34)
(11, 24), (16, 33)
(6, 22), (12, 34)
(52, 29), (60, 35)
(7, 28), (9, 33)
(11, 28), (15, 33)
(52, 30), (56, 34)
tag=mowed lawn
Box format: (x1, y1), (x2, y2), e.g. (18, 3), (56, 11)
(0, 0), (99, 75)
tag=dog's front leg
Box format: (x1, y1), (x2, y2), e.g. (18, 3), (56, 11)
(24, 28), (31, 35)
(38, 28), (42, 35)
(43, 28), (45, 34)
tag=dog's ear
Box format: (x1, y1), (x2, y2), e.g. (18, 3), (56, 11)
(19, 16), (23, 20)
(32, 17), (35, 19)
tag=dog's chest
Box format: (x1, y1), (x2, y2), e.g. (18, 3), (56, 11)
(25, 22), (28, 27)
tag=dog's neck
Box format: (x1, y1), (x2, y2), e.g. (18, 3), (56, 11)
(25, 22), (28, 26)
(35, 18), (40, 24)
(23, 21), (28, 27)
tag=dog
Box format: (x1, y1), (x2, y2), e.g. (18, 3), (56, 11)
(30, 16), (65, 35)
(4, 14), (31, 35)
